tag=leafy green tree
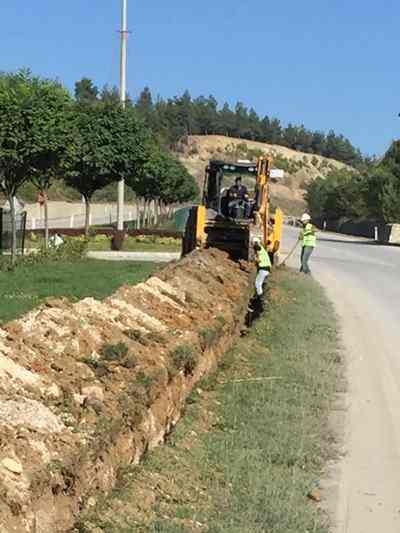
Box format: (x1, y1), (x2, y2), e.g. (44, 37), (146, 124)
(133, 146), (198, 204)
(193, 95), (218, 135)
(233, 102), (249, 138)
(136, 87), (155, 128)
(304, 177), (330, 219)
(380, 141), (400, 221)
(127, 145), (198, 227)
(380, 173), (400, 222)
(100, 85), (121, 106)
(217, 103), (236, 137)
(74, 78), (99, 104)
(0, 70), (71, 261)
(311, 131), (326, 155)
(64, 103), (151, 234)
(247, 108), (261, 138)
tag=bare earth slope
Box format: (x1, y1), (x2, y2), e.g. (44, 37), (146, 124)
(176, 135), (351, 216)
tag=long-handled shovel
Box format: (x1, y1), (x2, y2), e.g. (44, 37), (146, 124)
(280, 240), (300, 267)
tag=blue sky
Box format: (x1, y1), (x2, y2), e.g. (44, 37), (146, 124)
(1, 1), (399, 155)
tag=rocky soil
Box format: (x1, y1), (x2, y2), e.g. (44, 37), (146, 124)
(0, 249), (253, 532)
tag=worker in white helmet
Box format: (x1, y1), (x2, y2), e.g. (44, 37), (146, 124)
(299, 213), (316, 274)
(250, 237), (271, 312)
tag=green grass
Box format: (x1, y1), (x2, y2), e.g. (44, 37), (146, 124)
(0, 259), (158, 323)
(87, 240), (181, 253)
(25, 235), (181, 253)
(74, 268), (339, 533)
(24, 235), (181, 253)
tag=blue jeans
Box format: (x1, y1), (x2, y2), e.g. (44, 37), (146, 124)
(300, 246), (314, 274)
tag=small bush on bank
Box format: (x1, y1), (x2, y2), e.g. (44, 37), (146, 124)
(101, 342), (129, 362)
(170, 344), (199, 376)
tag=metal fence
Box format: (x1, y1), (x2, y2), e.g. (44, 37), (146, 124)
(0, 209), (27, 253)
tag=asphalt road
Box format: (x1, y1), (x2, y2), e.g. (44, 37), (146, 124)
(282, 226), (400, 533)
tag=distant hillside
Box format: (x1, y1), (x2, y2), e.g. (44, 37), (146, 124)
(175, 135), (353, 215)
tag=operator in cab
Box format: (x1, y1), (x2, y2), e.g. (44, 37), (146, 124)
(229, 176), (248, 199)
(228, 176), (251, 218)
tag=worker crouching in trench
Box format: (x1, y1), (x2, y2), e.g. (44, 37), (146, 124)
(248, 237), (271, 319)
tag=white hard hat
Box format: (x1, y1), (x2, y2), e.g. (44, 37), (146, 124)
(252, 237), (261, 245)
(301, 213), (311, 223)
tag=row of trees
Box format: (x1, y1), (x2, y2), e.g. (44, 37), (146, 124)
(134, 88), (363, 167)
(305, 141), (400, 223)
(73, 79), (364, 167)
(0, 71), (198, 262)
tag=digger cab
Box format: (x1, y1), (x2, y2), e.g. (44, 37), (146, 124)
(203, 160), (258, 220)
(182, 157), (283, 262)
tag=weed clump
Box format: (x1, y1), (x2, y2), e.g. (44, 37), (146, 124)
(101, 342), (129, 361)
(171, 344), (199, 376)
(118, 370), (164, 427)
(199, 327), (218, 351)
(83, 342), (136, 374)
(82, 356), (109, 377)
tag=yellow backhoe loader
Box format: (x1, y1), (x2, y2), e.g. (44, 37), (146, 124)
(182, 156), (283, 262)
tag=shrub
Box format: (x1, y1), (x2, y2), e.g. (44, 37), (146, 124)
(273, 155), (291, 173)
(101, 342), (129, 361)
(59, 236), (88, 259)
(216, 314), (226, 327)
(8, 236), (88, 271)
(82, 356), (109, 377)
(199, 327), (218, 351)
(171, 344), (199, 376)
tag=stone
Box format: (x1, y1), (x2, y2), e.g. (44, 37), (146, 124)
(2, 458), (22, 475)
(0, 399), (65, 434)
(81, 385), (104, 402)
(43, 383), (62, 400)
(85, 398), (103, 414)
(307, 487), (321, 502)
(0, 353), (42, 388)
(147, 277), (186, 304)
(73, 393), (85, 406)
(87, 497), (97, 508)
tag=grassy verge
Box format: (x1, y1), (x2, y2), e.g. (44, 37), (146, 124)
(87, 241), (181, 253)
(0, 259), (158, 323)
(75, 268), (339, 533)
(24, 235), (181, 253)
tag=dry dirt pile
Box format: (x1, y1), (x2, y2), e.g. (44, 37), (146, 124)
(0, 249), (252, 533)
(176, 135), (351, 215)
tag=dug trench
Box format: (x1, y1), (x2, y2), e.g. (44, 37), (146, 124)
(0, 249), (255, 533)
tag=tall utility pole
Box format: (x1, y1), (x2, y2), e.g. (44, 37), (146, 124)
(117, 0), (128, 231)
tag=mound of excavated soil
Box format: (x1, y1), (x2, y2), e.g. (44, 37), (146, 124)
(0, 249), (252, 532)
